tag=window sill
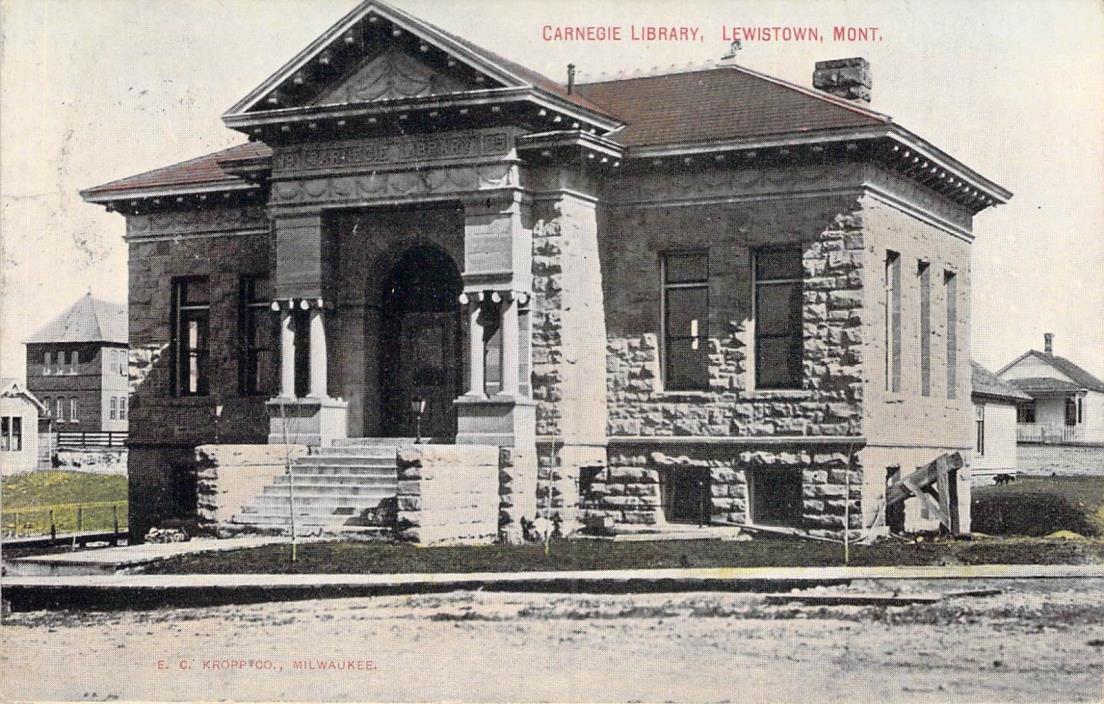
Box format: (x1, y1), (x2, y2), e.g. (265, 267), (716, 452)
(745, 389), (812, 400)
(655, 389), (713, 400)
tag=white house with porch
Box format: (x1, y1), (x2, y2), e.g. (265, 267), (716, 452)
(999, 334), (1104, 445)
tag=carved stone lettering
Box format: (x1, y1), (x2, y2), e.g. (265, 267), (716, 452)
(274, 130), (513, 176)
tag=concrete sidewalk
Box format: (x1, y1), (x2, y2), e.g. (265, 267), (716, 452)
(4, 536), (288, 576)
(3, 563), (1102, 612)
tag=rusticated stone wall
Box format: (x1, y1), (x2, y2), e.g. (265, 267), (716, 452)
(601, 196), (867, 439)
(194, 443), (307, 537)
(530, 186), (609, 532)
(583, 444), (862, 537)
(127, 213), (274, 447)
(395, 444), (499, 545)
(498, 446), (537, 544)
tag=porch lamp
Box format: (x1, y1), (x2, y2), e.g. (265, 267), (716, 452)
(410, 396), (427, 444)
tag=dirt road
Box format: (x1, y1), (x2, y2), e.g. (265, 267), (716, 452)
(2, 578), (1102, 702)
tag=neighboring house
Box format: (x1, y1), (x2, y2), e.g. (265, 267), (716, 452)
(999, 334), (1104, 445)
(80, 1), (1009, 542)
(970, 361), (1031, 485)
(24, 293), (130, 435)
(0, 378), (46, 475)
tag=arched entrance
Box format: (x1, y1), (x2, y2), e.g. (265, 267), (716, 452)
(378, 245), (464, 439)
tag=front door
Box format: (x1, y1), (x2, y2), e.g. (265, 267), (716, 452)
(379, 246), (463, 440)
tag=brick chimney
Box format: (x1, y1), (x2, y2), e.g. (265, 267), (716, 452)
(813, 58), (871, 103)
(1044, 333), (1054, 355)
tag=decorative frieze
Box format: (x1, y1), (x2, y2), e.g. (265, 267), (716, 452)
(125, 205), (268, 240)
(270, 163), (517, 207)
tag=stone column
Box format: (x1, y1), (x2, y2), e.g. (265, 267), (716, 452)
(466, 295), (485, 397)
(500, 292), (519, 397)
(308, 303), (328, 398)
(279, 304), (295, 398)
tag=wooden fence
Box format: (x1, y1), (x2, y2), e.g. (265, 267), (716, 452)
(55, 431), (128, 448)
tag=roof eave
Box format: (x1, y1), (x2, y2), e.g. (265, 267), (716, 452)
(81, 180), (260, 206)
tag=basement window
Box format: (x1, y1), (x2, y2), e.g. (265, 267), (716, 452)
(749, 469), (803, 527)
(660, 467), (710, 525)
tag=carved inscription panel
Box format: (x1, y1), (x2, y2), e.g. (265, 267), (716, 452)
(273, 130), (513, 176)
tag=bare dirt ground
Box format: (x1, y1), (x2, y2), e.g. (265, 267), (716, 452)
(2, 578), (1102, 703)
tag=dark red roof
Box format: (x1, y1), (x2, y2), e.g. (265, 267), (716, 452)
(83, 142), (271, 198)
(574, 66), (889, 148)
(85, 65), (893, 199)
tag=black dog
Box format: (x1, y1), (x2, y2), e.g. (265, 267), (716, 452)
(993, 473), (1016, 485)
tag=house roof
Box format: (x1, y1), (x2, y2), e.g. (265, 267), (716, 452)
(998, 350), (1104, 394)
(1006, 377), (1087, 398)
(0, 378), (46, 412)
(574, 65), (890, 149)
(971, 361), (1032, 402)
(25, 293), (128, 345)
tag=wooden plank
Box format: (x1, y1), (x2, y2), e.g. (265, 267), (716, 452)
(901, 476), (950, 527)
(765, 592), (943, 606)
(935, 457), (952, 529)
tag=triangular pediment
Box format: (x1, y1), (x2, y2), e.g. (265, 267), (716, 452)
(311, 46), (479, 106)
(226, 1), (523, 116)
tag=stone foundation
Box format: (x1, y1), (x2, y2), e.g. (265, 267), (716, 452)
(395, 444), (499, 545)
(585, 442), (865, 538)
(53, 448), (128, 475)
(498, 446), (537, 544)
(194, 443), (307, 537)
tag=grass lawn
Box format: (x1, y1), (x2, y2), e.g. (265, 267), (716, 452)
(141, 534), (1104, 575)
(1, 471), (127, 536)
(972, 476), (1104, 537)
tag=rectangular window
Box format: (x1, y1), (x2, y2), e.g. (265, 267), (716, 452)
(55, 398), (63, 421)
(43, 397), (51, 417)
(918, 260), (931, 396)
(56, 351), (66, 375)
(0, 417), (8, 450)
(172, 278), (211, 396)
(1066, 398), (1078, 426)
(110, 397), (117, 420)
(119, 350), (128, 377)
(1018, 403), (1036, 424)
(1078, 397), (1084, 424)
(945, 271), (958, 399)
(885, 251), (901, 393)
(70, 399), (77, 423)
(6, 417), (19, 451)
(70, 350), (79, 373)
(239, 276), (275, 395)
(755, 248), (803, 390)
(119, 397), (127, 421)
(44, 352), (52, 374)
(975, 404), (985, 455)
(663, 252), (709, 391)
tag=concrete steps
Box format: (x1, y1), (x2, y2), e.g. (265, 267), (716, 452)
(228, 440), (403, 539)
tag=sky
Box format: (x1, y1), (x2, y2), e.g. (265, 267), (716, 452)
(1, 0), (1101, 382)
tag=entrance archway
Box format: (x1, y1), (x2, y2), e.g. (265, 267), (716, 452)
(378, 245), (464, 439)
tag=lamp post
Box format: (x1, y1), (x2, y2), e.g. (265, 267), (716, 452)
(214, 403), (224, 444)
(410, 396), (427, 444)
